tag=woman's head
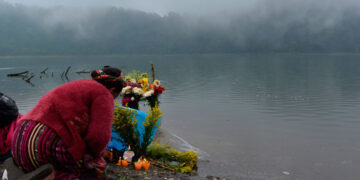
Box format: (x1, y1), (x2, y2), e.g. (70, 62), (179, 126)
(91, 66), (124, 98)
(0, 92), (19, 128)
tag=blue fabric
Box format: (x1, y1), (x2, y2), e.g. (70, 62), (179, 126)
(106, 106), (161, 151)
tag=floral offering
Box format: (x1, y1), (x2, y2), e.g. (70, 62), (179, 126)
(121, 85), (144, 109)
(121, 70), (165, 110)
(144, 80), (165, 108)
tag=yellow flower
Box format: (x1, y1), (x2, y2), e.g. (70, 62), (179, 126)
(141, 78), (149, 91)
(142, 78), (149, 84)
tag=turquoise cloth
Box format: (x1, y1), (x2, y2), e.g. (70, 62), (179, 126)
(106, 106), (161, 151)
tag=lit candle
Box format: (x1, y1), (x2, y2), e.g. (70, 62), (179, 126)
(134, 160), (143, 170)
(109, 149), (113, 163)
(143, 158), (150, 172)
(123, 145), (135, 162)
(116, 157), (122, 166)
(121, 159), (129, 167)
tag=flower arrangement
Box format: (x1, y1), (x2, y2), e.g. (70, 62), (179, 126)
(121, 83), (144, 109)
(121, 70), (165, 110)
(144, 80), (165, 108)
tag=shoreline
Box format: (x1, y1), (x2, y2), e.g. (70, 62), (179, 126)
(1, 163), (227, 180)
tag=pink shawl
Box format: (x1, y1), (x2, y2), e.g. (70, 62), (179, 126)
(0, 114), (22, 155)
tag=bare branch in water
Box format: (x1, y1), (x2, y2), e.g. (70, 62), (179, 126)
(25, 74), (35, 82)
(23, 74), (35, 87)
(61, 71), (65, 80)
(76, 70), (90, 74)
(40, 68), (48, 74)
(7, 71), (29, 77)
(65, 66), (71, 81)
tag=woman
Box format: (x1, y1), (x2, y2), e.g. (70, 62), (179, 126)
(0, 93), (22, 162)
(11, 66), (123, 179)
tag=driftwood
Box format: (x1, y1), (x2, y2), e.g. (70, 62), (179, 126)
(7, 71), (29, 77)
(76, 70), (91, 74)
(25, 74), (35, 82)
(64, 66), (71, 80)
(60, 71), (65, 80)
(40, 68), (48, 74)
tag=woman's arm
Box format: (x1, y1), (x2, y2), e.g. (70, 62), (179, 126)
(84, 94), (114, 157)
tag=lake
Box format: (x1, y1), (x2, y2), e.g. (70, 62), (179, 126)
(1, 54), (360, 179)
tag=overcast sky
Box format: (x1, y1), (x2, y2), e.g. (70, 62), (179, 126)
(4, 0), (260, 15)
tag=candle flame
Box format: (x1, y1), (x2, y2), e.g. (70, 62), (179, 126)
(128, 145), (131, 150)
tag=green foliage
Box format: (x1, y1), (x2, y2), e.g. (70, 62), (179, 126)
(112, 107), (141, 153)
(112, 106), (161, 157)
(140, 106), (162, 155)
(125, 70), (149, 82)
(146, 143), (198, 173)
(146, 143), (172, 161)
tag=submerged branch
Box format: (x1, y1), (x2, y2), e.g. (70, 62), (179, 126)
(64, 66), (71, 80)
(40, 68), (48, 74)
(76, 70), (90, 74)
(7, 71), (29, 77)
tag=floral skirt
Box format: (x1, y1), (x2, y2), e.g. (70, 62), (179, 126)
(11, 120), (107, 179)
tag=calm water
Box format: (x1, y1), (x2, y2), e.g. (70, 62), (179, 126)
(1, 54), (360, 179)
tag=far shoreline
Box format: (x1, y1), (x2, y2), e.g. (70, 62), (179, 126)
(0, 52), (360, 59)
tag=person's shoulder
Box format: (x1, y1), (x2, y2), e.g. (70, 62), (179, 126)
(73, 79), (111, 96)
(68, 79), (98, 85)
(60, 79), (102, 89)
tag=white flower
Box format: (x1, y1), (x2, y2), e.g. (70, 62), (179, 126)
(143, 90), (154, 97)
(131, 97), (135, 101)
(121, 86), (132, 95)
(153, 80), (161, 87)
(133, 87), (144, 95)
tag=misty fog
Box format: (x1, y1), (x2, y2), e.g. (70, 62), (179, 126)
(0, 0), (360, 55)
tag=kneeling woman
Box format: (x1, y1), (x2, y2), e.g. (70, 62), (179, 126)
(12, 66), (123, 179)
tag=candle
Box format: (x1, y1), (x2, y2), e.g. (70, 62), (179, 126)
(121, 159), (129, 167)
(123, 145), (135, 162)
(134, 161), (142, 170)
(143, 158), (150, 172)
(109, 149), (113, 163)
(116, 157), (122, 166)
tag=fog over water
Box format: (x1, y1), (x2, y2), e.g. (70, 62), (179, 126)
(0, 0), (359, 54)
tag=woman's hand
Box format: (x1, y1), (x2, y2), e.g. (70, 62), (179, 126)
(102, 150), (111, 162)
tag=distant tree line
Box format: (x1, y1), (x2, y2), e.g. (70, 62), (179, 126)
(0, 1), (360, 55)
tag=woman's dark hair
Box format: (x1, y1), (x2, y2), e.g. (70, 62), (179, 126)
(0, 92), (19, 128)
(91, 66), (124, 93)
